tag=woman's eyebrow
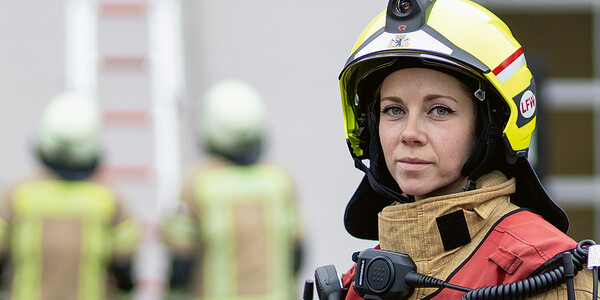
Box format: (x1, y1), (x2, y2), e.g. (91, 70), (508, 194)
(424, 94), (459, 104)
(379, 95), (404, 103)
(380, 94), (459, 104)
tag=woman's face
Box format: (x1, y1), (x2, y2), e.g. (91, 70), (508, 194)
(379, 68), (477, 200)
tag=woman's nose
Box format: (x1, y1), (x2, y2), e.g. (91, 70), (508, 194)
(400, 115), (426, 145)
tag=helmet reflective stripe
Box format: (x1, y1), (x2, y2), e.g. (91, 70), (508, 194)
(493, 48), (526, 84)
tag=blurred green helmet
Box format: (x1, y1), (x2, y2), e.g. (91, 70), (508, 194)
(197, 79), (266, 164)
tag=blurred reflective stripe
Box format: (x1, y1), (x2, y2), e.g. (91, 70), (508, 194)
(0, 218), (9, 254)
(13, 181), (115, 219)
(81, 217), (104, 300)
(199, 193), (232, 297)
(12, 185), (42, 300)
(13, 183), (46, 300)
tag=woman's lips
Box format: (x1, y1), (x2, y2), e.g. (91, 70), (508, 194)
(398, 158), (431, 171)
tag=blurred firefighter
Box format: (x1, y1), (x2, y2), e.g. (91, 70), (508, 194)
(162, 79), (304, 300)
(0, 92), (141, 300)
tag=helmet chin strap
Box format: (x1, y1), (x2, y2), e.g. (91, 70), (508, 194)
(352, 155), (412, 204)
(462, 88), (499, 192)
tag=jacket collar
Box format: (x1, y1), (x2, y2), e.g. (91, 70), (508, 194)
(378, 171), (516, 261)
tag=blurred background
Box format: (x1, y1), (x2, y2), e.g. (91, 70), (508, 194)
(0, 0), (598, 299)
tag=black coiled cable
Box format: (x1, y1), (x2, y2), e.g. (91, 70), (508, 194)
(573, 240), (593, 270)
(460, 240), (594, 300)
(405, 272), (472, 293)
(461, 266), (564, 300)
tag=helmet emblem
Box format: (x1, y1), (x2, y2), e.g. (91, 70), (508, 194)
(519, 90), (536, 119)
(388, 34), (410, 48)
(512, 78), (537, 127)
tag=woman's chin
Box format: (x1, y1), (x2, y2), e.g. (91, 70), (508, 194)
(399, 186), (432, 199)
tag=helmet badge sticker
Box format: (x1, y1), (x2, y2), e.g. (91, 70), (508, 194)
(513, 77), (537, 127)
(353, 30), (452, 60)
(388, 34), (410, 48)
(520, 90), (536, 119)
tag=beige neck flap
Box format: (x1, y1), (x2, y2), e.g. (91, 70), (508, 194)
(378, 171), (518, 262)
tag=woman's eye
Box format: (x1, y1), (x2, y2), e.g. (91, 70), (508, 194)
(431, 106), (454, 116)
(382, 107), (403, 116)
